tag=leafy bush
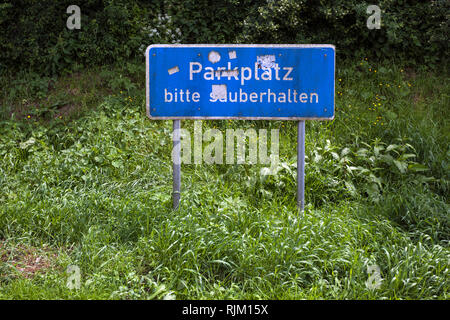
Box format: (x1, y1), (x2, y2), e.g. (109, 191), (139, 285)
(0, 0), (153, 75)
(250, 137), (435, 206)
(0, 0), (448, 76)
(238, 0), (449, 68)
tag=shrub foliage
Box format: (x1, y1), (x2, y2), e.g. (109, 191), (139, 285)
(0, 0), (448, 75)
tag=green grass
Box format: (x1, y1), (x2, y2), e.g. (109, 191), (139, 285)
(0, 58), (448, 299)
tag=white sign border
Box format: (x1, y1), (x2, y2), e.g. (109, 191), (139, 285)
(145, 44), (335, 121)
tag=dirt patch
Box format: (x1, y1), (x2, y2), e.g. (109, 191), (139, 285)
(0, 241), (59, 279)
(68, 87), (80, 96)
(54, 103), (82, 119)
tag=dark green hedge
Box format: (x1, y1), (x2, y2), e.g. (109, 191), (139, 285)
(0, 0), (151, 75)
(0, 0), (448, 75)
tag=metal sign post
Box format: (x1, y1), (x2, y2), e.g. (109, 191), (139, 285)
(297, 120), (305, 211)
(172, 120), (181, 210)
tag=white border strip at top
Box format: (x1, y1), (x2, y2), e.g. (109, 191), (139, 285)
(145, 44), (335, 120)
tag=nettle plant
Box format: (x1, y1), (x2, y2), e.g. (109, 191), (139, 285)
(250, 137), (431, 205)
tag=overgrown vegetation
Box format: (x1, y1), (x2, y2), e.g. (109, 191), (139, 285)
(0, 57), (448, 299)
(1, 0), (448, 76)
(0, 0), (448, 300)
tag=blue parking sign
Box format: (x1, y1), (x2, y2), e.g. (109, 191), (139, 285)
(146, 44), (335, 120)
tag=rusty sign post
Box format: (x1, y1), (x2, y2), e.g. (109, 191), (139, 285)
(146, 44), (335, 211)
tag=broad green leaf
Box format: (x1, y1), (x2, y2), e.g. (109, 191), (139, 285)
(386, 144), (398, 152)
(341, 147), (350, 157)
(407, 163), (429, 172)
(19, 137), (36, 149)
(112, 160), (123, 168)
(393, 160), (407, 173)
(399, 153), (416, 161)
(374, 145), (385, 156)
